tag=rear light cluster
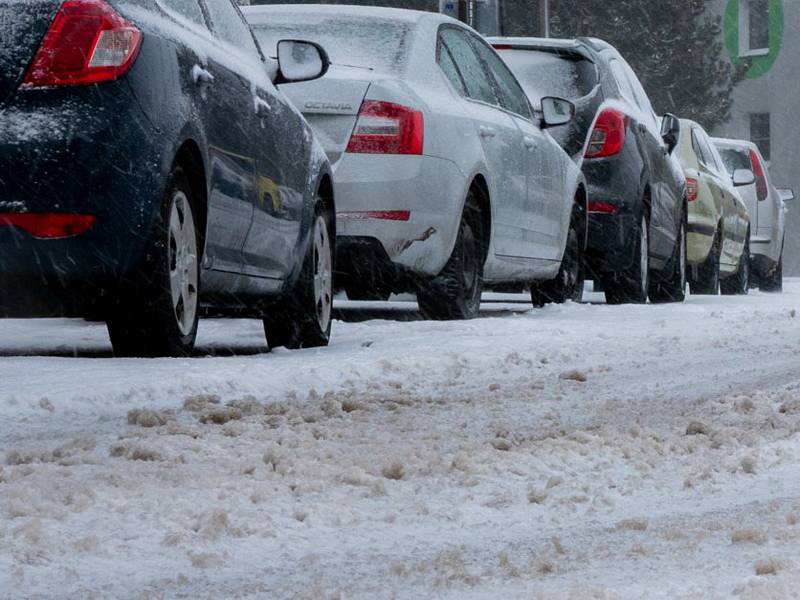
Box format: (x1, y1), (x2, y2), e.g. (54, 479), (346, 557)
(23, 0), (142, 88)
(585, 109), (628, 159)
(346, 100), (424, 155)
(686, 177), (699, 202)
(749, 149), (769, 202)
(0, 213), (96, 239)
(587, 201), (619, 215)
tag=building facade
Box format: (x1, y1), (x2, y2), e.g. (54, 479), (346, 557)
(711, 0), (799, 274)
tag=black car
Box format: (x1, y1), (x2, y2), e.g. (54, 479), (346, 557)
(491, 37), (687, 304)
(0, 0), (336, 356)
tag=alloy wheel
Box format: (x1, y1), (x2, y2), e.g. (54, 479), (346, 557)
(168, 191), (198, 337)
(312, 215), (333, 334)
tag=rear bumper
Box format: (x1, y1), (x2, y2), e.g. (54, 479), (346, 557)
(333, 153), (466, 278)
(0, 83), (166, 316)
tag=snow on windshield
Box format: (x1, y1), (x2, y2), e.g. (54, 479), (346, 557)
(499, 49), (596, 106)
(247, 14), (412, 74)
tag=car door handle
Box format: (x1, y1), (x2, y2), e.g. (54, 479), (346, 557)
(479, 126), (496, 139)
(523, 136), (537, 150)
(191, 65), (215, 85)
(254, 96), (271, 117)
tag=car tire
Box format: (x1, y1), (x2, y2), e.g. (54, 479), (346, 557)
(535, 205), (584, 306)
(106, 166), (200, 357)
(345, 286), (391, 302)
(759, 243), (783, 293)
(689, 228), (721, 295)
(720, 234), (750, 296)
(649, 211), (687, 304)
(417, 194), (484, 320)
(263, 201), (333, 350)
(604, 213), (649, 305)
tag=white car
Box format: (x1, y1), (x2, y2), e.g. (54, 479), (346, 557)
(713, 138), (794, 292)
(244, 5), (587, 319)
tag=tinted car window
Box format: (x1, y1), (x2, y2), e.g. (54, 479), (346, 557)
(498, 49), (597, 106)
(439, 28), (497, 106)
(250, 14), (411, 73)
(717, 146), (751, 175)
(437, 41), (467, 96)
(157, 0), (206, 26)
(691, 129), (709, 166)
(203, 0), (259, 56)
(608, 59), (636, 105)
(469, 37), (532, 119)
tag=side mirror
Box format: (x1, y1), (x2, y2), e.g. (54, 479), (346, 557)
(660, 113), (680, 154)
(778, 188), (795, 202)
(540, 97), (575, 128)
(275, 39), (330, 85)
(732, 168), (756, 187)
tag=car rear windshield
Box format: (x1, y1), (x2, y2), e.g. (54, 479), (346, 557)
(249, 14), (412, 74)
(498, 49), (597, 106)
(717, 147), (751, 175)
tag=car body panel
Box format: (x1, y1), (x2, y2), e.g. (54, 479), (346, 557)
(713, 137), (786, 275)
(491, 36), (686, 280)
(246, 5), (584, 291)
(676, 120), (749, 276)
(0, 0), (332, 317)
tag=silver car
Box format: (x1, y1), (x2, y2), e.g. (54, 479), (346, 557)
(713, 138), (794, 292)
(244, 5), (587, 319)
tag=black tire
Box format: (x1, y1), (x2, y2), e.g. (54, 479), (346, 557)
(535, 205), (584, 306)
(604, 213), (649, 305)
(760, 252), (783, 293)
(649, 210), (687, 304)
(344, 286), (391, 302)
(689, 228), (720, 295)
(263, 201), (333, 349)
(417, 194), (484, 320)
(106, 167), (200, 357)
(721, 235), (750, 295)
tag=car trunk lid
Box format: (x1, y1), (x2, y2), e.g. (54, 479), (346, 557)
(280, 69), (373, 165)
(0, 0), (61, 106)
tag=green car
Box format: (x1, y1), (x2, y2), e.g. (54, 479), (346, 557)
(676, 119), (751, 295)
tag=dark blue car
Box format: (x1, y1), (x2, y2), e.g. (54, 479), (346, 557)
(0, 0), (336, 356)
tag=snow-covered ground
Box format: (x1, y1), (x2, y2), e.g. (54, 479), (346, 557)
(3, 283), (800, 598)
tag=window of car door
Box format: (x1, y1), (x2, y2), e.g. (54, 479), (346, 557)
(467, 35), (533, 121)
(201, 0), (261, 60)
(438, 27), (498, 107)
(700, 130), (727, 177)
(156, 0), (208, 29)
(436, 38), (468, 96)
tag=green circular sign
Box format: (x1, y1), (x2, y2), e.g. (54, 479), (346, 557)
(725, 0), (784, 78)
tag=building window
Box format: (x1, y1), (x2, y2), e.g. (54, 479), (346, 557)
(750, 113), (771, 161)
(740, 0), (770, 56)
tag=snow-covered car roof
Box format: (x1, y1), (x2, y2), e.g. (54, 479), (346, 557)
(243, 3), (431, 25)
(711, 137), (758, 151)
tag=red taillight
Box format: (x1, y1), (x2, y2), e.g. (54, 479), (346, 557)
(686, 177), (699, 202)
(23, 0), (142, 88)
(346, 100), (424, 155)
(338, 210), (411, 221)
(587, 201), (619, 215)
(585, 109), (628, 159)
(749, 149), (769, 202)
(0, 213), (96, 239)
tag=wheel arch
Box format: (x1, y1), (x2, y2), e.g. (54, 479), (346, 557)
(172, 139), (208, 255)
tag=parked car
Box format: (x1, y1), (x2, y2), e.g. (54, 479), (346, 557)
(245, 5), (588, 318)
(675, 120), (750, 295)
(489, 37), (688, 305)
(0, 0), (335, 356)
(713, 138), (793, 292)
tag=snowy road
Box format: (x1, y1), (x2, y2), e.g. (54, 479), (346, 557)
(3, 284), (800, 598)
